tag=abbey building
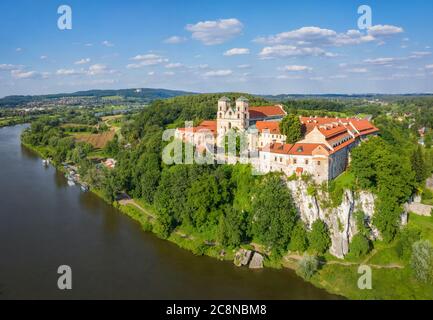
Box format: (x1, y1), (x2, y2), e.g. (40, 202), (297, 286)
(175, 97), (379, 183)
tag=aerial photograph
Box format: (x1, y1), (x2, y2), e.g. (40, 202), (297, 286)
(1, 0), (433, 310)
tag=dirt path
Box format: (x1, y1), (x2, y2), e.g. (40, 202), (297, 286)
(284, 252), (404, 269)
(119, 198), (156, 220)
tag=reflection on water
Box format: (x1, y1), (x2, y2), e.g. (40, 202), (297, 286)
(0, 125), (342, 300)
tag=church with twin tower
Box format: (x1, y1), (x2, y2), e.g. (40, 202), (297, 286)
(217, 96), (250, 136)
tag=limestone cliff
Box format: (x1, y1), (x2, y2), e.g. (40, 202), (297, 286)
(287, 179), (407, 258)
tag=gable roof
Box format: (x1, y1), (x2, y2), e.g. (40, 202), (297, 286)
(301, 116), (379, 137)
(255, 121), (282, 134)
(177, 120), (217, 136)
(249, 105), (286, 119)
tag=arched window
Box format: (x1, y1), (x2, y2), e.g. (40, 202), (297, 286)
(228, 122), (232, 129)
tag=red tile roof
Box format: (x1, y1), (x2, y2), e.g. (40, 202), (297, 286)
(318, 124), (349, 138)
(301, 116), (379, 137)
(255, 121), (282, 134)
(265, 142), (294, 154)
(249, 105), (286, 119)
(349, 119), (379, 135)
(178, 120), (217, 135)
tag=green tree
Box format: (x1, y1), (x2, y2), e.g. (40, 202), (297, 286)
(411, 145), (427, 185)
(411, 240), (433, 283)
(309, 220), (331, 254)
(349, 234), (371, 258)
(279, 114), (303, 143)
(296, 254), (319, 280)
(289, 221), (309, 252)
(217, 206), (247, 248)
(396, 228), (421, 260)
(136, 153), (161, 203)
(251, 174), (297, 254)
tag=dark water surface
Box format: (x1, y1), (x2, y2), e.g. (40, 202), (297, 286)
(0, 125), (340, 299)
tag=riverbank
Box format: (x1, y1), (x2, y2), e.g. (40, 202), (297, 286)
(20, 140), (433, 300)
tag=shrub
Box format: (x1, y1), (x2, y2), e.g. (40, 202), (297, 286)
(349, 234), (371, 258)
(422, 188), (433, 201)
(396, 228), (421, 260)
(307, 185), (317, 197)
(296, 254), (319, 280)
(410, 240), (433, 283)
(308, 220), (331, 254)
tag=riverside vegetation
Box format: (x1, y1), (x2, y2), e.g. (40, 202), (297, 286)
(20, 93), (433, 299)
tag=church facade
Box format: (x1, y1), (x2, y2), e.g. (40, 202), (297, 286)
(175, 97), (379, 183)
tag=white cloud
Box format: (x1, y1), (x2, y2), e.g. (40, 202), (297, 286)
(367, 25), (403, 37)
(255, 25), (403, 48)
(88, 64), (112, 75)
(102, 40), (114, 47)
(347, 68), (368, 73)
(204, 69), (233, 77)
(279, 65), (313, 72)
(259, 45), (333, 59)
(11, 70), (38, 79)
(329, 74), (347, 79)
(148, 71), (155, 76)
(75, 58), (91, 65)
(16, 48), (22, 52)
(0, 64), (22, 71)
(127, 54), (168, 69)
(165, 62), (183, 69)
(276, 74), (304, 80)
(425, 64), (433, 69)
(237, 64), (251, 69)
(223, 48), (250, 56)
(364, 57), (397, 65)
(410, 51), (431, 58)
(164, 71), (175, 76)
(56, 69), (83, 76)
(186, 18), (243, 45)
(163, 36), (187, 44)
(255, 26), (337, 45)
(40, 55), (48, 60)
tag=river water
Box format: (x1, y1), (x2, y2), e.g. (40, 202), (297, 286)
(0, 125), (340, 299)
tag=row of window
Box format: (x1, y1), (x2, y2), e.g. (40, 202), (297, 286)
(332, 136), (351, 148)
(218, 112), (247, 119)
(219, 106), (246, 112)
(263, 154), (322, 166)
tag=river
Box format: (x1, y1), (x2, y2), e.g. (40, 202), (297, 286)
(0, 125), (340, 299)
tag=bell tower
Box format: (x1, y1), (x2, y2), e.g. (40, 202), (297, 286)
(235, 96), (249, 130)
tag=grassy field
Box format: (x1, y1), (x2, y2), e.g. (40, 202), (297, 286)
(73, 129), (115, 149)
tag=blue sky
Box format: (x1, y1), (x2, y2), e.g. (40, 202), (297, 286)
(1, 0), (433, 97)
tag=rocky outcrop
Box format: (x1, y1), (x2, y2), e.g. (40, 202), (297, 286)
(234, 249), (253, 267)
(249, 253), (264, 269)
(404, 202), (433, 216)
(287, 179), (407, 259)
